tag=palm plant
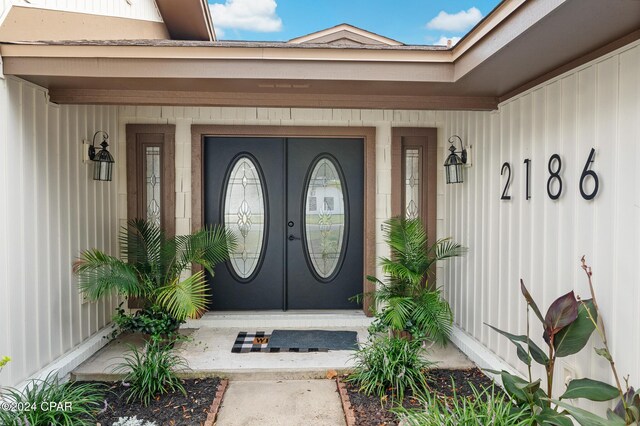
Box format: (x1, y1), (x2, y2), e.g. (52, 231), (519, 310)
(369, 217), (466, 345)
(73, 219), (236, 321)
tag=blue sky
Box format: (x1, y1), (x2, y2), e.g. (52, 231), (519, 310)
(208, 0), (502, 45)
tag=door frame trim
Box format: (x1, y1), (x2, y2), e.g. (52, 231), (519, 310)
(191, 125), (376, 316)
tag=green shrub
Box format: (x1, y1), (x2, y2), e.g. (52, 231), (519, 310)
(112, 304), (184, 339)
(74, 219), (236, 322)
(395, 384), (535, 426)
(0, 372), (105, 426)
(367, 217), (465, 345)
(114, 341), (188, 406)
(347, 336), (433, 401)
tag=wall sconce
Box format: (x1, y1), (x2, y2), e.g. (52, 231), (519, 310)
(444, 135), (467, 184)
(88, 131), (114, 181)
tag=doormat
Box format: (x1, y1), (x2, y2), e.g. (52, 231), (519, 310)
(268, 330), (359, 351)
(231, 331), (330, 353)
(232, 331), (272, 353)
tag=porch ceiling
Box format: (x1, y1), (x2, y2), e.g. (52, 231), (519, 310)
(0, 0), (638, 110)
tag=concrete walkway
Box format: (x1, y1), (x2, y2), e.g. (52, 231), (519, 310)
(216, 379), (346, 426)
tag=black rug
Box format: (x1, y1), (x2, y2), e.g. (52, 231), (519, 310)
(268, 329), (359, 351)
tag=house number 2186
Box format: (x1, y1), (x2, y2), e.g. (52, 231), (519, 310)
(500, 148), (599, 201)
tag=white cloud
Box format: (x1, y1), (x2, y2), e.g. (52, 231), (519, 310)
(426, 7), (483, 32)
(434, 36), (461, 47)
(210, 0), (282, 33)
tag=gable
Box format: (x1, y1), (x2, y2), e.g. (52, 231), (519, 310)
(288, 24), (403, 46)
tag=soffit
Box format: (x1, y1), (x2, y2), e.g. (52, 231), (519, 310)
(155, 0), (215, 41)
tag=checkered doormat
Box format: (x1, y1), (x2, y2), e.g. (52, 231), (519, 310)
(232, 331), (272, 353)
(231, 331), (329, 353)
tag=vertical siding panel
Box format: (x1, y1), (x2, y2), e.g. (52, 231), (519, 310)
(22, 85), (39, 375)
(0, 79), (10, 384)
(48, 104), (63, 360)
(463, 112), (482, 336)
(486, 110), (500, 353)
(7, 80), (26, 384)
(510, 98), (523, 344)
(612, 45), (639, 381)
(478, 112), (490, 345)
(68, 105), (82, 347)
(529, 88), (546, 376)
(574, 66), (597, 385)
(543, 81), (561, 310)
(35, 90), (52, 366)
(518, 93), (532, 338)
(592, 56), (619, 385)
(59, 106), (73, 352)
(498, 102), (514, 365)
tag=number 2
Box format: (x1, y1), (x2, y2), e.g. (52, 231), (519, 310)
(501, 162), (512, 200)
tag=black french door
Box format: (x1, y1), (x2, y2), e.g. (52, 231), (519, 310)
(203, 137), (364, 310)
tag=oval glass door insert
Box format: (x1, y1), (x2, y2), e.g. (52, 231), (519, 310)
(224, 155), (266, 280)
(304, 156), (347, 280)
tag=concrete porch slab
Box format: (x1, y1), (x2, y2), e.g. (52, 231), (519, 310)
(71, 327), (475, 382)
(185, 310), (373, 328)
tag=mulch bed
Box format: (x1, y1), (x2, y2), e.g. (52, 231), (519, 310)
(343, 368), (498, 426)
(94, 378), (220, 426)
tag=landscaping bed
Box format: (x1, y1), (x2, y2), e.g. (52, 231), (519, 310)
(95, 378), (221, 426)
(343, 368), (497, 426)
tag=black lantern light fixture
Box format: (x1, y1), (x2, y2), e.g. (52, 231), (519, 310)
(88, 131), (114, 181)
(444, 135), (468, 184)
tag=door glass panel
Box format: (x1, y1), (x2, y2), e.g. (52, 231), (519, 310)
(224, 156), (265, 280)
(304, 157), (346, 279)
(145, 146), (161, 227)
(404, 148), (420, 219)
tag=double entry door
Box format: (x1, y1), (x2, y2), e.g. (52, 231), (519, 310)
(204, 137), (364, 310)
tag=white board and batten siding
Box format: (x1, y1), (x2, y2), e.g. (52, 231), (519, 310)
(442, 40), (640, 408)
(1, 0), (162, 21)
(0, 76), (120, 387)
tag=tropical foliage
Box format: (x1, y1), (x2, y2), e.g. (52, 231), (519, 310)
(487, 257), (639, 425)
(0, 372), (105, 426)
(347, 336), (433, 401)
(73, 219), (236, 321)
(114, 340), (188, 406)
(368, 217), (466, 345)
(394, 384), (535, 426)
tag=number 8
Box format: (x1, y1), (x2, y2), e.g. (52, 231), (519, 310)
(547, 154), (563, 200)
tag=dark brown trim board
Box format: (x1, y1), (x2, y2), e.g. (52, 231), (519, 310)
(191, 125), (377, 315)
(126, 124), (176, 237)
(391, 127), (437, 264)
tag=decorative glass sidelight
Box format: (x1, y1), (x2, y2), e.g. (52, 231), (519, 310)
(224, 156), (265, 279)
(145, 146), (161, 227)
(304, 157), (346, 280)
(404, 148), (420, 219)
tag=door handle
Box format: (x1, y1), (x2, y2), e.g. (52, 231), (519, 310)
(288, 234), (301, 241)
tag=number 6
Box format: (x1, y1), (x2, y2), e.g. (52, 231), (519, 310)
(579, 148), (599, 200)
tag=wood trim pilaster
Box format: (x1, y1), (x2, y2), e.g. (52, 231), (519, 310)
(126, 124), (176, 236)
(191, 125), (377, 316)
(391, 127), (438, 278)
